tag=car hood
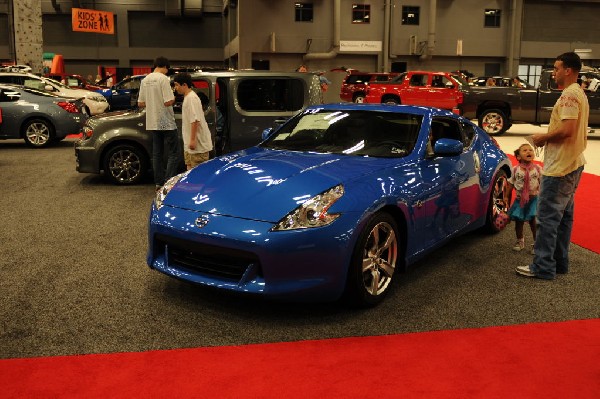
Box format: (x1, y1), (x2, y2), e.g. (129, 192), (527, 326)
(163, 148), (396, 222)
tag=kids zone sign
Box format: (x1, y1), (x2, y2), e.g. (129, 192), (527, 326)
(72, 8), (114, 35)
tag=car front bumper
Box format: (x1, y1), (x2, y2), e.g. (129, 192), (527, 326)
(147, 204), (362, 302)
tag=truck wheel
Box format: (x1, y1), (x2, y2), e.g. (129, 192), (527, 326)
(479, 109), (510, 135)
(382, 96), (400, 105)
(353, 93), (366, 103)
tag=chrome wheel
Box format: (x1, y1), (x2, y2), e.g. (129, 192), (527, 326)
(486, 169), (510, 233)
(354, 94), (365, 103)
(479, 109), (508, 135)
(362, 221), (398, 295)
(346, 213), (400, 306)
(104, 145), (147, 185)
(24, 120), (53, 147)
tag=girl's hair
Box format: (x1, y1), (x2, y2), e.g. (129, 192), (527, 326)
(513, 143), (532, 158)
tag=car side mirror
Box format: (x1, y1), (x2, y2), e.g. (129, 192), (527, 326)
(434, 138), (463, 156)
(262, 128), (274, 141)
(44, 84), (54, 91)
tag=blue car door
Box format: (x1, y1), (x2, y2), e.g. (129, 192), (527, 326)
(412, 118), (477, 249)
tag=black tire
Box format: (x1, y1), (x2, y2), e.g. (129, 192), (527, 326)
(382, 96), (400, 105)
(345, 212), (400, 307)
(103, 144), (148, 185)
(22, 119), (55, 148)
(478, 108), (510, 135)
(353, 93), (366, 103)
(485, 169), (509, 233)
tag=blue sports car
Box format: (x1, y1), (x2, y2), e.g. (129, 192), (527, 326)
(147, 104), (511, 306)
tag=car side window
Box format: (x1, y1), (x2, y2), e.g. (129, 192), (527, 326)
(0, 88), (21, 102)
(430, 118), (465, 148)
(460, 121), (476, 147)
(237, 78), (304, 112)
(23, 78), (45, 90)
(409, 74), (427, 87)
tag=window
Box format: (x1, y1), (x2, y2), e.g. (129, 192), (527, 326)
(352, 4), (370, 24)
(0, 89), (21, 102)
(237, 78), (305, 112)
(484, 9), (501, 28)
(295, 3), (313, 22)
(409, 74), (427, 87)
(402, 6), (419, 25)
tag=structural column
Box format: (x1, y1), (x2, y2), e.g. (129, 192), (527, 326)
(12, 0), (43, 73)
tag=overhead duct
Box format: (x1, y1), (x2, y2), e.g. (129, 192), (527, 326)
(420, 0), (437, 61)
(304, 0), (340, 61)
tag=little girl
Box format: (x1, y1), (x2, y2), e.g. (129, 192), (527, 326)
(504, 143), (542, 254)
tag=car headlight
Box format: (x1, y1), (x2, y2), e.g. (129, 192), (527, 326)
(154, 172), (187, 210)
(272, 184), (344, 231)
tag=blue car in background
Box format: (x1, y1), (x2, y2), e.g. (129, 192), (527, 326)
(96, 75), (145, 111)
(146, 104), (511, 306)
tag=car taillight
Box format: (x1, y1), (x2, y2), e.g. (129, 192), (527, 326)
(81, 126), (93, 139)
(457, 91), (464, 104)
(57, 101), (80, 113)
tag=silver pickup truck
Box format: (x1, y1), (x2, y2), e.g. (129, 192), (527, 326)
(462, 68), (600, 135)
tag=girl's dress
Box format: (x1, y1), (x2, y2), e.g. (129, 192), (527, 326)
(507, 162), (542, 221)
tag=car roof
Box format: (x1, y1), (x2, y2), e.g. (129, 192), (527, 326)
(304, 102), (458, 117)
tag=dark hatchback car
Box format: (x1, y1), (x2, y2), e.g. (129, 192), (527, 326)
(75, 71), (323, 184)
(0, 84), (88, 147)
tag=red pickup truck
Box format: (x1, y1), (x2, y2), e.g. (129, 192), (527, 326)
(364, 71), (468, 113)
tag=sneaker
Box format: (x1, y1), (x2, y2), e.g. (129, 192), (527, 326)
(516, 265), (535, 277)
(512, 240), (525, 251)
(530, 244), (535, 255)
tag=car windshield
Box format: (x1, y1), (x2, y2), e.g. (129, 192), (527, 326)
(261, 109), (423, 158)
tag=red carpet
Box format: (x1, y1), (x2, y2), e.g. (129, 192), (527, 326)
(1, 319), (598, 398)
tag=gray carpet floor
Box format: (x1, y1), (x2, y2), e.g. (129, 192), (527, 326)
(1, 139), (598, 359)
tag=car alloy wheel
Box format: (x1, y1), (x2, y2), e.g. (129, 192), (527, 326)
(485, 169), (509, 233)
(103, 144), (148, 185)
(479, 109), (509, 135)
(347, 212), (399, 306)
(23, 119), (54, 148)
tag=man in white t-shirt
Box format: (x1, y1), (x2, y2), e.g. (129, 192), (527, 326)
(138, 56), (180, 189)
(516, 52), (588, 280)
(173, 73), (212, 169)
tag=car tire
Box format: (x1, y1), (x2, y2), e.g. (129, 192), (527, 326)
(478, 109), (511, 135)
(103, 144), (148, 185)
(345, 212), (400, 307)
(22, 118), (55, 148)
(485, 169), (510, 233)
(353, 93), (365, 103)
(382, 96), (400, 105)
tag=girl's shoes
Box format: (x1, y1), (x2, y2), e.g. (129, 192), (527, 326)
(512, 239), (525, 251)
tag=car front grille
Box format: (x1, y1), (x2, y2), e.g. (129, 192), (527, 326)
(154, 234), (261, 281)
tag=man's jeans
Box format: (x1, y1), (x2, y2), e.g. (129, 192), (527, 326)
(151, 129), (180, 186)
(531, 166), (583, 279)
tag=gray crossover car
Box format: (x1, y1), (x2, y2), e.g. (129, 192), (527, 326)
(0, 84), (88, 147)
(75, 71), (323, 184)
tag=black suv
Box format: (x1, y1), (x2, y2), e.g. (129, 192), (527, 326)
(75, 71), (323, 184)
